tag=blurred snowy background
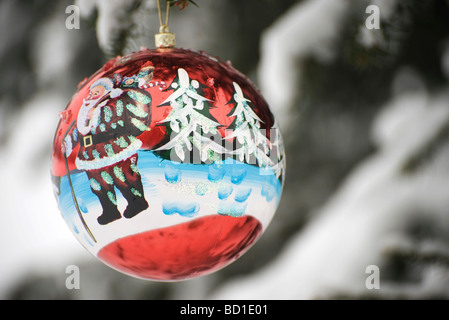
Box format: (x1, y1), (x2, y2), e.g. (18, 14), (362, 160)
(1, 0), (449, 299)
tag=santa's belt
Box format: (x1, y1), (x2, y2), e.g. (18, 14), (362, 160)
(82, 133), (121, 147)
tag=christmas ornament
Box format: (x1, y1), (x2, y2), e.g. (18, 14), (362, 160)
(51, 1), (285, 281)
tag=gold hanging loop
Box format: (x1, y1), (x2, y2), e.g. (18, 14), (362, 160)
(155, 0), (176, 48)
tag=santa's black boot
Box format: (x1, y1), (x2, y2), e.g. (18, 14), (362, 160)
(122, 187), (149, 219)
(124, 197), (149, 219)
(96, 196), (122, 225)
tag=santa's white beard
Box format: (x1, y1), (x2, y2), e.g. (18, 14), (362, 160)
(77, 98), (102, 136)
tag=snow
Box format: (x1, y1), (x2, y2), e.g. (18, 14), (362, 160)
(258, 0), (350, 131)
(31, 10), (76, 86)
(75, 0), (141, 54)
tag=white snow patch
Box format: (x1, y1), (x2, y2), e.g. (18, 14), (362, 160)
(31, 9), (77, 86)
(75, 0), (138, 54)
(258, 0), (349, 130)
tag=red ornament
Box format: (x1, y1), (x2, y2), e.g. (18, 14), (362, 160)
(51, 48), (285, 281)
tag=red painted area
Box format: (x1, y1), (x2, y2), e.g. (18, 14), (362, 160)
(97, 215), (262, 281)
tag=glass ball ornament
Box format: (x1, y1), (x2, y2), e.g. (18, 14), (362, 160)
(50, 48), (286, 281)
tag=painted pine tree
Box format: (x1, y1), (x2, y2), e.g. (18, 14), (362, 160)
(269, 120), (286, 180)
(155, 68), (226, 164)
(225, 82), (285, 178)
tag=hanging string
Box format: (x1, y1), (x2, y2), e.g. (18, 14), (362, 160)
(156, 0), (171, 33)
(155, 0), (176, 48)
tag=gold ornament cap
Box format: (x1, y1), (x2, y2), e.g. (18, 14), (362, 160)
(155, 25), (176, 48)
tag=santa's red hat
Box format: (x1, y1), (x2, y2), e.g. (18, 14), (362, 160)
(140, 61), (155, 71)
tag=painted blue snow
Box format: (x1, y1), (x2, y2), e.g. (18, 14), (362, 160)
(262, 184), (276, 202)
(229, 164), (247, 185)
(218, 201), (247, 217)
(162, 200), (200, 218)
(164, 162), (181, 184)
(137, 151), (280, 195)
(261, 174), (279, 202)
(218, 184), (233, 200)
(235, 187), (252, 203)
(58, 171), (93, 224)
(208, 163), (226, 182)
(78, 198), (88, 213)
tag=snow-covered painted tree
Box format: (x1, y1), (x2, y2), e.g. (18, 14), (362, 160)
(154, 68), (226, 163)
(225, 81), (285, 179)
(226, 82), (269, 164)
(268, 119), (286, 181)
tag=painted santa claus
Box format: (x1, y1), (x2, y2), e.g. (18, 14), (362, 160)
(63, 64), (154, 225)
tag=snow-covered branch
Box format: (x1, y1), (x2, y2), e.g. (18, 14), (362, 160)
(75, 0), (144, 56)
